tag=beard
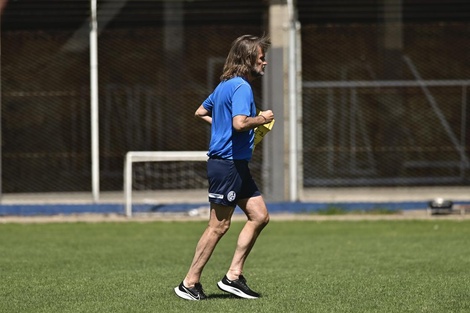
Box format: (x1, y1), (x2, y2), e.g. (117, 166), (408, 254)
(250, 66), (265, 78)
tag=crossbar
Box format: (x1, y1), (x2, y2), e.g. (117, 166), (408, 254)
(124, 151), (208, 217)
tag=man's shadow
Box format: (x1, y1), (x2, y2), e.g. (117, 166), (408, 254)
(208, 293), (263, 300)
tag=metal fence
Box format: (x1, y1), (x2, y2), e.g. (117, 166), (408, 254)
(301, 22), (469, 187)
(1, 1), (469, 196)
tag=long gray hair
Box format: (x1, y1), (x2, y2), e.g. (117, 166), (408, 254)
(220, 34), (271, 81)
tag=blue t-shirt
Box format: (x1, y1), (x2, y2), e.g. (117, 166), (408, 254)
(202, 76), (257, 161)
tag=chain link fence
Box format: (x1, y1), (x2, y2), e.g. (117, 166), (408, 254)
(301, 22), (469, 187)
(1, 1), (469, 195)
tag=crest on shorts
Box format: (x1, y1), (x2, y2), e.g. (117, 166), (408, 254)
(227, 191), (236, 202)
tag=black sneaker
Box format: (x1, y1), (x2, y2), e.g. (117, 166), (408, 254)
(174, 281), (207, 300)
(217, 275), (260, 299)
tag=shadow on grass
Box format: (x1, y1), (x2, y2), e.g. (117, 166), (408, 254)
(208, 293), (264, 300)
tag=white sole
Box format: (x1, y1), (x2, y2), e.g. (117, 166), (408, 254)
(174, 286), (199, 300)
(217, 281), (259, 299)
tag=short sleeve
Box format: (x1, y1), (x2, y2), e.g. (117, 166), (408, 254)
(231, 83), (253, 118)
(202, 93), (214, 112)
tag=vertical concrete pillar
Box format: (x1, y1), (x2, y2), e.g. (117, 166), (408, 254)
(263, 0), (302, 202)
(377, 0), (405, 176)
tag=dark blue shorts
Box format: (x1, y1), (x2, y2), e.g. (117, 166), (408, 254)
(207, 158), (261, 206)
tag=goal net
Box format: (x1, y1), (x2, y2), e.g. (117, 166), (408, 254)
(124, 151), (208, 217)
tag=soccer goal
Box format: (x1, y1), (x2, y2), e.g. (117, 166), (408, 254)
(124, 151), (208, 217)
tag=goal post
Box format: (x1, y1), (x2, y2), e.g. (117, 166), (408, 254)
(124, 151), (208, 217)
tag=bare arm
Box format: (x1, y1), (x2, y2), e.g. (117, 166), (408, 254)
(194, 105), (212, 125)
(233, 110), (274, 132)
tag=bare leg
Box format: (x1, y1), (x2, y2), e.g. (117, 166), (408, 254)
(226, 195), (269, 280)
(183, 203), (235, 287)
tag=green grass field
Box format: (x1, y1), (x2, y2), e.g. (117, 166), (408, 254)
(1, 219), (470, 313)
